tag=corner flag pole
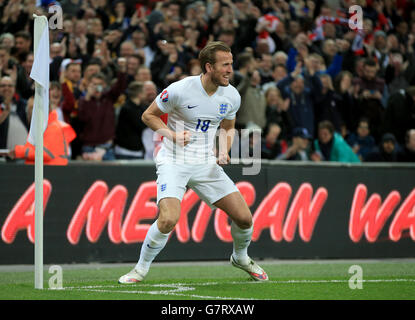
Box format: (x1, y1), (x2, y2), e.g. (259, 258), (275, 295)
(32, 14), (49, 290)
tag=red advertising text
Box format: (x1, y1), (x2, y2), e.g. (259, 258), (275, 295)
(1, 180), (52, 243)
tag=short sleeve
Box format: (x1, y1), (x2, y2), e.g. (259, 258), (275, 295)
(155, 83), (178, 113)
(225, 90), (241, 120)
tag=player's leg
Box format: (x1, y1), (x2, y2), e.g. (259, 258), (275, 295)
(189, 164), (268, 281)
(119, 161), (189, 284)
(135, 197), (180, 269)
(214, 192), (268, 281)
(213, 191), (253, 265)
(118, 197), (181, 283)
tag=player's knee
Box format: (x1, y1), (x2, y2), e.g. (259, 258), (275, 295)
(157, 215), (179, 233)
(236, 215), (253, 229)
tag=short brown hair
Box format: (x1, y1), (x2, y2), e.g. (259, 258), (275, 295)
(318, 120), (335, 134)
(90, 72), (107, 84)
(198, 41), (231, 73)
(50, 81), (62, 91)
(15, 31), (31, 41)
(127, 81), (143, 98)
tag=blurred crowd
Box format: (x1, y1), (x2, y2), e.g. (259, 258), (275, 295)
(1, 0), (415, 164)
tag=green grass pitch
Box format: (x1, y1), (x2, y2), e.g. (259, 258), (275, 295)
(1, 260), (414, 300)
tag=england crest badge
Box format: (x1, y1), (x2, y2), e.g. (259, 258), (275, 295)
(219, 103), (228, 115)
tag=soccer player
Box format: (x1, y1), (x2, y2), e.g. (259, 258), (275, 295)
(118, 41), (268, 283)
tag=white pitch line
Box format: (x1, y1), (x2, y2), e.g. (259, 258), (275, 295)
(254, 279), (415, 284)
(61, 278), (415, 300)
(63, 283), (251, 300)
(143, 278), (415, 287)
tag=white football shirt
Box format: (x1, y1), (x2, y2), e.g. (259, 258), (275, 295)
(155, 75), (241, 164)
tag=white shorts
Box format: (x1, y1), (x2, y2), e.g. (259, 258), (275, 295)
(155, 162), (239, 209)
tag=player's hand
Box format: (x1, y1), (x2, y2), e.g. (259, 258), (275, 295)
(173, 131), (191, 147)
(217, 152), (230, 165)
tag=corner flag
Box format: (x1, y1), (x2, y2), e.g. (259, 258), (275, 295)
(28, 15), (49, 145)
(30, 14), (49, 290)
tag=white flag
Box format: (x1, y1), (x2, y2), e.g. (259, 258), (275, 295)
(28, 17), (49, 145)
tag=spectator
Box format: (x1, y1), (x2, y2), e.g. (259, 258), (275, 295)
(262, 64), (288, 92)
(333, 70), (358, 135)
(0, 76), (28, 150)
(109, 1), (130, 31)
(218, 29), (237, 54)
(383, 86), (415, 146)
(257, 53), (274, 85)
(114, 82), (147, 160)
(233, 51), (256, 88)
(141, 80), (161, 160)
(61, 62), (82, 123)
(0, 44), (32, 99)
(398, 129), (415, 162)
(126, 54), (143, 83)
(353, 58), (387, 141)
(151, 40), (185, 89)
(20, 51), (34, 98)
(365, 133), (400, 162)
(78, 60), (127, 161)
(271, 21), (292, 53)
(13, 31), (31, 64)
(104, 29), (124, 58)
(8, 94), (76, 166)
(272, 51), (288, 67)
(187, 58), (202, 76)
(278, 61), (322, 137)
(372, 30), (389, 78)
(313, 120), (360, 163)
(315, 73), (344, 133)
(60, 61), (83, 159)
(0, 1), (31, 34)
(49, 41), (66, 82)
(236, 69), (267, 130)
(135, 65), (152, 83)
(347, 117), (376, 161)
(49, 81), (65, 123)
(79, 58), (102, 94)
(384, 51), (411, 96)
(277, 127), (313, 161)
(88, 18), (104, 39)
(119, 40), (136, 58)
(91, 40), (116, 82)
(142, 80), (158, 105)
(321, 39), (338, 73)
(261, 123), (283, 160)
(60, 0), (82, 17)
(2, 0), (415, 163)
(264, 86), (293, 141)
(131, 30), (154, 68)
(0, 33), (15, 51)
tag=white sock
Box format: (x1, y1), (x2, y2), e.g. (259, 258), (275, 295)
(135, 220), (170, 273)
(231, 222), (253, 265)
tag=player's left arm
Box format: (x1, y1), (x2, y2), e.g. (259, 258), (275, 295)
(217, 118), (236, 165)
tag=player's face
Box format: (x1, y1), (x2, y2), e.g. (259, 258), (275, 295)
(210, 51), (233, 87)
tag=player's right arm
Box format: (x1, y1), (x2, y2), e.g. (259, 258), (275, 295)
(141, 100), (190, 146)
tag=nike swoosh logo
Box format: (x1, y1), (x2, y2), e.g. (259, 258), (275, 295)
(187, 105), (198, 109)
